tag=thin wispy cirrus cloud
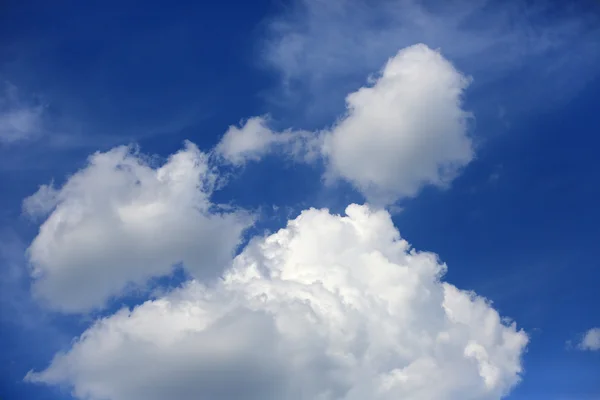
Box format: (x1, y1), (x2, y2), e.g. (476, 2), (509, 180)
(22, 44), (529, 400)
(0, 80), (206, 162)
(0, 82), (45, 144)
(260, 0), (600, 120)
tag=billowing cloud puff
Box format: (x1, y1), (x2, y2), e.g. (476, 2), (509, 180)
(27, 204), (527, 400)
(578, 328), (600, 351)
(322, 44), (473, 204)
(23, 142), (252, 313)
(215, 44), (473, 205)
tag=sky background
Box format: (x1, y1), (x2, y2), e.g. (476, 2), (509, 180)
(1, 0), (600, 399)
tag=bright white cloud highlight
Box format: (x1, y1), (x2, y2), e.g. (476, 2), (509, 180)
(27, 204), (527, 400)
(0, 83), (44, 143)
(322, 44), (473, 204)
(578, 328), (600, 351)
(24, 142), (252, 313)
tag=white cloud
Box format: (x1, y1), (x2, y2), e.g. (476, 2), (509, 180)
(216, 44), (473, 205)
(0, 82), (45, 144)
(22, 183), (60, 218)
(24, 142), (252, 313)
(215, 116), (320, 166)
(215, 116), (287, 165)
(27, 204), (528, 400)
(578, 328), (600, 351)
(322, 44), (473, 204)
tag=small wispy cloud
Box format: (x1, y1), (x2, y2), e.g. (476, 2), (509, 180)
(0, 82), (45, 144)
(576, 328), (600, 351)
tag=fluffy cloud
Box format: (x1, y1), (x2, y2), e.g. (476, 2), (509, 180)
(27, 204), (527, 400)
(322, 44), (473, 204)
(215, 116), (288, 165)
(215, 44), (473, 205)
(578, 328), (600, 351)
(0, 83), (45, 144)
(215, 116), (319, 166)
(23, 142), (252, 313)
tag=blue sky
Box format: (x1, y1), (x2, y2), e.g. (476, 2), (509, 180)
(1, 1), (600, 399)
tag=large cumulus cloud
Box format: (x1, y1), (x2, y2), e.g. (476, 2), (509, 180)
(23, 142), (252, 313)
(27, 204), (527, 400)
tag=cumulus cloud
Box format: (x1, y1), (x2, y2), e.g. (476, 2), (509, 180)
(577, 328), (600, 351)
(27, 204), (528, 400)
(215, 116), (319, 166)
(24, 142), (252, 313)
(322, 44), (473, 204)
(0, 82), (45, 144)
(215, 44), (473, 205)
